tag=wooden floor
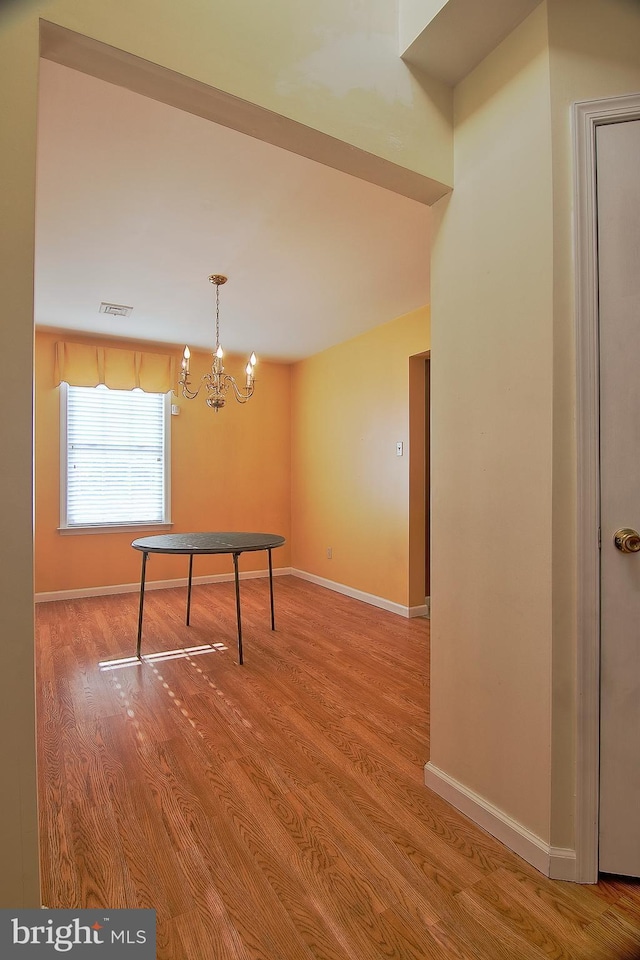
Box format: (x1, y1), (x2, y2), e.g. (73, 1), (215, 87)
(36, 576), (640, 959)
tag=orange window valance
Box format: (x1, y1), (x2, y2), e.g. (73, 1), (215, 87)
(55, 341), (176, 393)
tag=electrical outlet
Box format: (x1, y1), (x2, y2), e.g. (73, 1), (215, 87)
(396, 441), (403, 456)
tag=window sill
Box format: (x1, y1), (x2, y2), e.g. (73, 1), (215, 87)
(58, 522), (174, 537)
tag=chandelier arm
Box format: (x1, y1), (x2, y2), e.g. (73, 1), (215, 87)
(228, 376), (255, 403)
(179, 380), (201, 400)
(179, 371), (217, 400)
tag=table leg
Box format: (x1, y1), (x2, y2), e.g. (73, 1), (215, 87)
(136, 551), (148, 660)
(233, 552), (243, 665)
(186, 553), (194, 626)
(268, 548), (276, 630)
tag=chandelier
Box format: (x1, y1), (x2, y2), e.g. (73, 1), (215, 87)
(178, 274), (257, 412)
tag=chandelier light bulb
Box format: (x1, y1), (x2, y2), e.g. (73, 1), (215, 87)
(216, 345), (224, 359)
(250, 352), (257, 366)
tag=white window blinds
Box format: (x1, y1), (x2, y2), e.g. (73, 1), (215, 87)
(63, 385), (169, 527)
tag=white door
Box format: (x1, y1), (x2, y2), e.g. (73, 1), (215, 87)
(598, 117), (640, 877)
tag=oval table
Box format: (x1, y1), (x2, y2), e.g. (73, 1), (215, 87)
(131, 532), (286, 664)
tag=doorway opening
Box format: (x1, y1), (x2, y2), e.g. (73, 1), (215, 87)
(409, 351), (430, 615)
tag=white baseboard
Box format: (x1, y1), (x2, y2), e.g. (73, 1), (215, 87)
(36, 566), (428, 624)
(290, 568), (421, 618)
(35, 567), (293, 603)
(408, 603), (429, 618)
(549, 847), (577, 882)
(424, 762), (576, 880)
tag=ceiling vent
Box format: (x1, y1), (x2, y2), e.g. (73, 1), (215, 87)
(99, 302), (133, 317)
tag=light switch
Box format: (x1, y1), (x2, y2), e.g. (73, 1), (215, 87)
(396, 441), (403, 456)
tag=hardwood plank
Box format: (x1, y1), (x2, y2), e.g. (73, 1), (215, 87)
(460, 867), (604, 959)
(583, 907), (640, 959)
(36, 576), (640, 960)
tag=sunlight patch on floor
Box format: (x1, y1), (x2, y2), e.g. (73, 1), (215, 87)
(98, 643), (227, 671)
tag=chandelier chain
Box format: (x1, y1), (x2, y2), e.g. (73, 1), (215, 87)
(215, 283), (220, 348)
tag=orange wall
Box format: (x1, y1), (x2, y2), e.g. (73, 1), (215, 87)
(35, 329), (292, 592)
(290, 307), (430, 607)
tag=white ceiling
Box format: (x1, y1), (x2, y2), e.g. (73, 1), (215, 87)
(35, 59), (431, 363)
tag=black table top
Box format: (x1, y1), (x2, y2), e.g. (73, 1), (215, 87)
(131, 532), (286, 555)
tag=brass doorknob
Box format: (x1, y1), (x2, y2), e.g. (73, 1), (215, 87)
(613, 528), (640, 553)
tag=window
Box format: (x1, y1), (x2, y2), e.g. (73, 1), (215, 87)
(60, 383), (170, 530)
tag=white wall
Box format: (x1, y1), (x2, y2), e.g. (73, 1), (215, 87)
(429, 3), (555, 844)
(398, 0), (448, 51)
(429, 0), (640, 870)
(0, 9), (41, 905)
(44, 0), (453, 187)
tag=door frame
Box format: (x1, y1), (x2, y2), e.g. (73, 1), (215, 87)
(574, 92), (640, 883)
